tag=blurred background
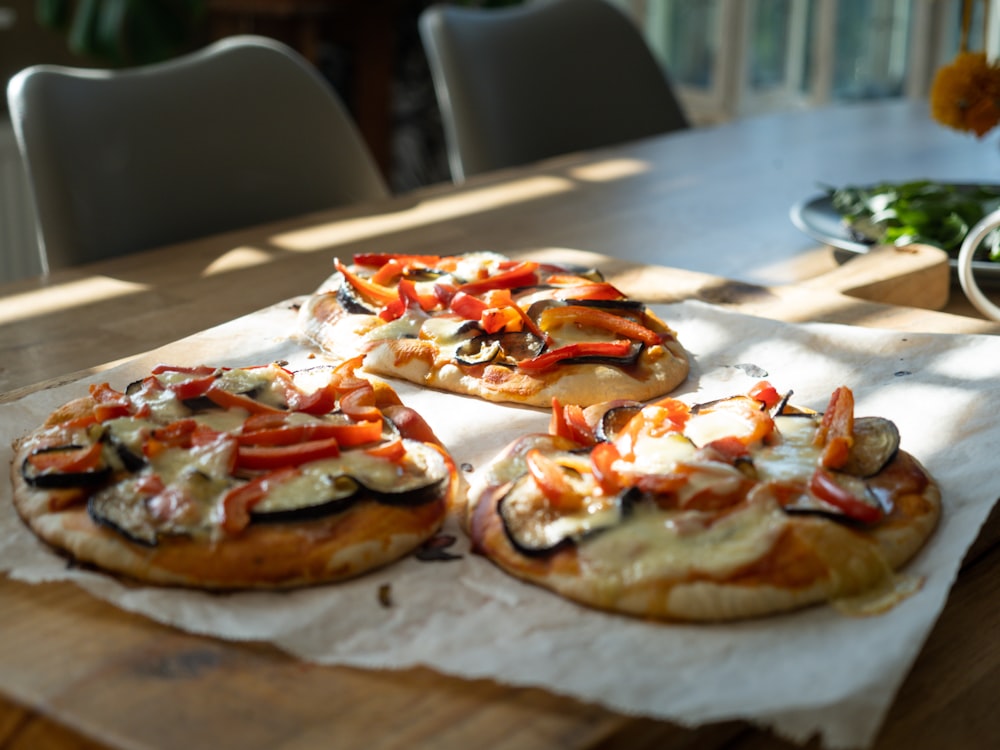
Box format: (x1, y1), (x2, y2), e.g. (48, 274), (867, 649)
(0, 0), (987, 282)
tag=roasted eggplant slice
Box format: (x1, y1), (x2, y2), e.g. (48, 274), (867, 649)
(596, 403), (643, 442)
(21, 445), (111, 488)
(88, 482), (159, 546)
(454, 338), (502, 366)
(251, 474), (361, 522)
(253, 441), (450, 521)
(568, 298), (645, 313)
(843, 417), (901, 477)
(336, 276), (380, 315)
(498, 474), (631, 556)
(97, 429), (147, 473)
(358, 442), (452, 506)
(560, 341), (644, 368)
(455, 331), (546, 366)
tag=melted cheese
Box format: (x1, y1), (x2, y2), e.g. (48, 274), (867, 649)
(578, 499), (787, 582)
(753, 415), (821, 484)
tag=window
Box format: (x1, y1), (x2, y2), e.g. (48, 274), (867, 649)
(619, 0), (990, 125)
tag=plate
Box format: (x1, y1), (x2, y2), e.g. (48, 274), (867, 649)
(789, 190), (1000, 281)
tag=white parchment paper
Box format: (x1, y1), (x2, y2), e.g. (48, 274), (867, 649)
(1, 299), (998, 749)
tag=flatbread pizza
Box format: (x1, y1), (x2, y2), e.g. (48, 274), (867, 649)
(297, 251), (689, 407)
(466, 382), (940, 621)
(10, 360), (458, 589)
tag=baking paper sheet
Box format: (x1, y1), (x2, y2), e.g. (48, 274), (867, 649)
(2, 299), (998, 749)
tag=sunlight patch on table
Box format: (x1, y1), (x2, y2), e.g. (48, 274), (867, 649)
(0, 277), (151, 324)
(200, 246), (276, 276)
(271, 176), (574, 252)
(567, 157), (650, 183)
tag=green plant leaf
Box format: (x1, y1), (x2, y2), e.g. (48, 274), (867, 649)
(827, 180), (1000, 261)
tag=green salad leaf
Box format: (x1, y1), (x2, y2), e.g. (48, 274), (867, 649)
(826, 180), (1000, 262)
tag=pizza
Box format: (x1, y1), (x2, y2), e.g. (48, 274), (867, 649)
(466, 382), (940, 621)
(297, 251), (689, 407)
(10, 360), (459, 589)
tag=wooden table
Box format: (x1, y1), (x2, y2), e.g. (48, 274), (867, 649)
(1, 100), (998, 749)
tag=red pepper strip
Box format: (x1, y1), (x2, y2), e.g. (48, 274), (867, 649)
(481, 305), (522, 334)
(270, 370), (340, 415)
(381, 404), (441, 444)
(165, 373), (218, 401)
(549, 398), (596, 446)
(125, 376), (164, 413)
(89, 382), (134, 421)
(352, 253), (442, 268)
(370, 258), (406, 286)
(749, 380), (782, 410)
(480, 288), (552, 344)
(292, 385), (339, 416)
(590, 441), (623, 495)
(454, 262), (539, 295)
(378, 298), (406, 322)
(221, 468), (300, 534)
(240, 415), (381, 447)
(525, 449), (580, 510)
(335, 258), (398, 307)
(144, 420), (226, 458)
(151, 364), (221, 376)
(327, 419), (383, 447)
(518, 340), (633, 372)
(204, 384), (286, 415)
(507, 302), (553, 345)
(237, 436), (341, 471)
(338, 382), (382, 423)
(364, 438), (408, 461)
(27, 443), (104, 474)
(397, 278), (441, 312)
(539, 305), (662, 346)
(543, 274), (601, 285)
(550, 281), (626, 301)
(150, 418), (199, 445)
(814, 386), (854, 470)
(809, 468), (884, 524)
(701, 436), (751, 463)
(449, 290), (488, 320)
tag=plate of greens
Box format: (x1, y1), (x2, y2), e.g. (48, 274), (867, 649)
(790, 180), (1000, 279)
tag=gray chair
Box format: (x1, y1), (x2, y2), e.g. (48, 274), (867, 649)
(419, 0), (689, 183)
(6, 35), (388, 272)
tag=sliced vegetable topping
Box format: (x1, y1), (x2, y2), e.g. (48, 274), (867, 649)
(537, 305), (662, 346)
(815, 386), (855, 469)
(23, 444), (109, 488)
(24, 361), (453, 545)
(517, 340), (639, 372)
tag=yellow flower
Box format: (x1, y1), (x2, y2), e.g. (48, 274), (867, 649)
(930, 51), (1000, 137)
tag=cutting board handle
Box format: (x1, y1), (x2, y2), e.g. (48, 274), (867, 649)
(800, 243), (950, 310)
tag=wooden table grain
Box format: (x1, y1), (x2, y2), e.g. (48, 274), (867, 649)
(1, 100), (998, 749)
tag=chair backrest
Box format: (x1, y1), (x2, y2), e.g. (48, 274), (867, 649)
(6, 35), (389, 272)
(419, 0), (689, 183)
